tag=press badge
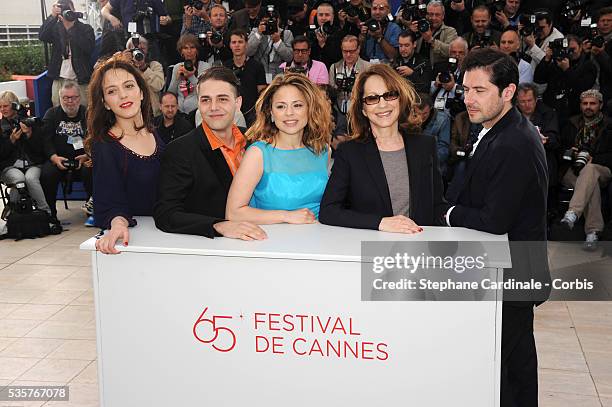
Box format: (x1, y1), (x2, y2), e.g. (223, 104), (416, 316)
(69, 136), (84, 150)
(266, 73), (273, 84)
(369, 59), (380, 64)
(434, 97), (446, 110)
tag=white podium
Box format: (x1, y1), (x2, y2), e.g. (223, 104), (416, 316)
(81, 217), (510, 407)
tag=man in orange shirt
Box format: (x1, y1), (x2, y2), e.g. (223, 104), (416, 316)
(154, 67), (267, 240)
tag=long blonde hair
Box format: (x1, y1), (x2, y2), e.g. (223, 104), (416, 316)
(246, 73), (332, 155)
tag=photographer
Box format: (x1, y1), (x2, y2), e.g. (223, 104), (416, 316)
(521, 10), (564, 70)
(279, 36), (329, 85)
(223, 29), (267, 126)
(0, 92), (58, 232)
(168, 34), (213, 114)
(394, 30), (433, 93)
(247, 6), (294, 83)
(309, 2), (345, 68)
(285, 0), (310, 38)
(329, 35), (371, 112)
(413, 93), (451, 177)
(516, 83), (560, 209)
(101, 0), (170, 37)
(559, 90), (612, 250)
(586, 7), (612, 106)
(534, 34), (596, 123)
(448, 110), (482, 179)
(431, 37), (467, 118)
(154, 92), (195, 144)
(181, 0), (215, 36)
(125, 34), (165, 116)
(39, 0), (94, 108)
(462, 5), (501, 49)
(359, 0), (401, 63)
(197, 5), (233, 65)
(38, 82), (92, 226)
(499, 28), (533, 83)
(230, 0), (266, 33)
(337, 0), (371, 38)
(490, 0), (521, 31)
(404, 0), (457, 67)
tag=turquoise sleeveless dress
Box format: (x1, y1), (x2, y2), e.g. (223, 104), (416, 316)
(248, 141), (329, 218)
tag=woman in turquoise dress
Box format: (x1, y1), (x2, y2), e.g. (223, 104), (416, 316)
(225, 73), (333, 224)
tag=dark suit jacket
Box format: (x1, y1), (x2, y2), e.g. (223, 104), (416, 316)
(448, 107), (551, 304)
(319, 131), (447, 229)
(153, 126), (231, 238)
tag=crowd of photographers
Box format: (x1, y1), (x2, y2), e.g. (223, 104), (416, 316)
(1, 0), (612, 246)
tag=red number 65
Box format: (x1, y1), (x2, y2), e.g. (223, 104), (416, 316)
(192, 307), (236, 352)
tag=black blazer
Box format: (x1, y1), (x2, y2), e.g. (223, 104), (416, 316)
(153, 126), (232, 238)
(448, 107), (551, 305)
(319, 132), (447, 229)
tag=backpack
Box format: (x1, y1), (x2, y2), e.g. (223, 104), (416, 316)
(4, 209), (51, 240)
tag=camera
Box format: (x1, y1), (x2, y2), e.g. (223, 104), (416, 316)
(62, 159), (79, 170)
(183, 59), (195, 72)
(472, 30), (492, 48)
(519, 14), (539, 36)
(439, 57), (458, 84)
(446, 85), (465, 116)
(61, 9), (83, 22)
(335, 73), (355, 92)
(586, 24), (605, 48)
(343, 0), (369, 21)
(261, 5), (279, 35)
(417, 18), (430, 32)
(13, 182), (34, 214)
(132, 0), (154, 34)
(563, 148), (591, 175)
(0, 103), (41, 136)
(186, 0), (204, 10)
(561, 0), (591, 20)
(130, 34), (145, 62)
(285, 66), (308, 75)
(550, 37), (572, 60)
(365, 18), (381, 32)
(484, 0), (505, 14)
(401, 0), (426, 21)
(210, 30), (224, 44)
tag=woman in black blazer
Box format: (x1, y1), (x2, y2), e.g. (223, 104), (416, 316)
(319, 64), (447, 232)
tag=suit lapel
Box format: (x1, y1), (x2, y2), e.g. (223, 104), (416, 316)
(363, 139), (393, 215)
(198, 127), (233, 191)
(403, 134), (420, 217)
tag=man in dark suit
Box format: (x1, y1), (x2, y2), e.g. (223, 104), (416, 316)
(153, 67), (266, 240)
(445, 48), (550, 407)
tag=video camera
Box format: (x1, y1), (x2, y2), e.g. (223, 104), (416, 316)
(550, 37), (572, 60)
(61, 9), (83, 22)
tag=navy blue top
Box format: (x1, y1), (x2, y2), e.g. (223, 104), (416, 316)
(92, 132), (165, 229)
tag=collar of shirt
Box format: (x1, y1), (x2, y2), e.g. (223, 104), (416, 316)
(470, 126), (490, 158)
(202, 121), (246, 175)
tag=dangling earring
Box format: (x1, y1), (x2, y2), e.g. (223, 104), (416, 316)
(271, 116), (275, 123)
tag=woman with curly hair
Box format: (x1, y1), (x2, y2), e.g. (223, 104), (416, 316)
(225, 73), (333, 224)
(85, 56), (165, 254)
(319, 63), (447, 233)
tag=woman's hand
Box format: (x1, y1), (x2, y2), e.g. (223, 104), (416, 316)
(283, 208), (316, 224)
(213, 221), (267, 240)
(95, 217), (129, 254)
(379, 215), (423, 234)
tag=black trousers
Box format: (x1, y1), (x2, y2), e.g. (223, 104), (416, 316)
(501, 303), (538, 407)
(40, 161), (93, 218)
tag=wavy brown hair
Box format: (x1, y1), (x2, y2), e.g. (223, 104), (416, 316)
(85, 55), (154, 153)
(246, 73), (332, 155)
(348, 64), (421, 142)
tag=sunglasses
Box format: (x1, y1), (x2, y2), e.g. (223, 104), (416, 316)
(362, 90), (400, 105)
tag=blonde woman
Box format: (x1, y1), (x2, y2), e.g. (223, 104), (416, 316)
(226, 73), (333, 224)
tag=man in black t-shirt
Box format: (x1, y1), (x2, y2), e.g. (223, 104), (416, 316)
(224, 29), (267, 127)
(154, 92), (195, 144)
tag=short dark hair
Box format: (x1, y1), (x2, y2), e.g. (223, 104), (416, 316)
(229, 28), (248, 42)
(462, 48), (518, 97)
(292, 35), (311, 49)
(472, 5), (490, 17)
(535, 9), (553, 26)
(417, 92), (432, 108)
(598, 6), (612, 20)
(197, 66), (241, 97)
(160, 91), (178, 103)
(398, 30), (417, 43)
(245, 0), (261, 7)
(517, 83), (538, 99)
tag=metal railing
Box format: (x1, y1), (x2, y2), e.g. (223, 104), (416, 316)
(0, 25), (40, 46)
